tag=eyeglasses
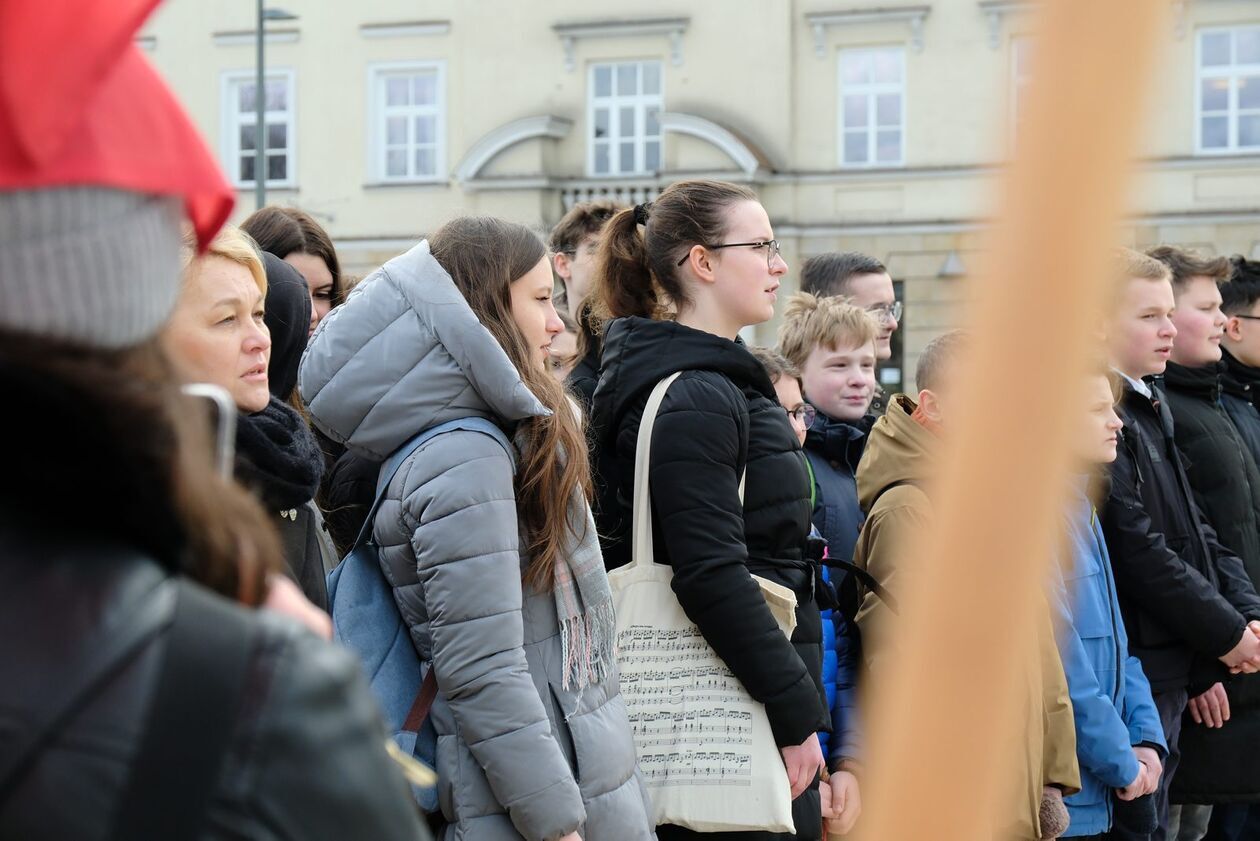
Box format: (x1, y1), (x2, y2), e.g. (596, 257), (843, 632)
(866, 300), (903, 325)
(1235, 314), (1260, 321)
(787, 404), (817, 429)
(677, 239), (782, 270)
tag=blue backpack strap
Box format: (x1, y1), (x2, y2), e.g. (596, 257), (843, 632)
(347, 417), (515, 554)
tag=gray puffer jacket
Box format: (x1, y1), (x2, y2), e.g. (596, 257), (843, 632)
(300, 242), (654, 841)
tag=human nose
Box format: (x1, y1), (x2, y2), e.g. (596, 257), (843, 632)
(545, 303), (565, 336)
(245, 320), (270, 353)
(1107, 410), (1123, 431)
(1162, 318), (1177, 340)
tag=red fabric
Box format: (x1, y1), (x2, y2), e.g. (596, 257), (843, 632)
(0, 0), (233, 249)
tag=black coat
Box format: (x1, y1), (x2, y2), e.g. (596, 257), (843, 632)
(592, 317), (828, 841)
(1221, 349), (1260, 491)
(1102, 378), (1260, 695)
(0, 528), (429, 841)
(1164, 362), (1260, 805)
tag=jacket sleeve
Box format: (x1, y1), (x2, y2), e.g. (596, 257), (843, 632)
(243, 623), (431, 841)
(853, 496), (930, 680)
(400, 432), (585, 841)
(1048, 564), (1142, 789)
(1120, 653), (1166, 755)
(1102, 448), (1246, 659)
(648, 375), (827, 747)
(829, 605), (863, 768)
(1200, 512), (1260, 620)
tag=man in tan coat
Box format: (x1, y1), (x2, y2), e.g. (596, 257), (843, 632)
(852, 331), (1080, 840)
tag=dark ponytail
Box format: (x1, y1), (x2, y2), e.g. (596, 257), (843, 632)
(590, 179), (758, 325)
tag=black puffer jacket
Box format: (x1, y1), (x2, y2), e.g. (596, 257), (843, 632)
(1102, 378), (1260, 694)
(0, 528), (429, 841)
(1221, 349), (1260, 490)
(592, 317), (829, 841)
(1164, 362), (1260, 805)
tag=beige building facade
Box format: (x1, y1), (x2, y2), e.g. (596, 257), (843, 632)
(143, 0), (1260, 391)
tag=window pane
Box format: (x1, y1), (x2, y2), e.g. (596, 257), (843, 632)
(1240, 76), (1260, 110)
(646, 106), (660, 136)
(238, 82), (257, 113)
(844, 131), (869, 164)
(616, 63), (637, 96)
(1201, 31), (1231, 67)
(594, 65), (612, 97)
(387, 116), (407, 145)
(645, 140), (660, 171)
(594, 107), (609, 139)
(266, 122), (286, 151)
(1239, 114), (1260, 148)
(267, 154), (286, 181)
(415, 147), (435, 176)
(873, 49), (902, 83)
(240, 124), (256, 152)
(876, 130), (901, 163)
(1202, 78), (1230, 112)
(594, 143), (610, 174)
(642, 62), (661, 95)
(264, 79), (286, 111)
(843, 94), (867, 128)
(620, 142), (635, 172)
(240, 155), (256, 183)
(841, 53), (871, 85)
(386, 76), (410, 106)
(1239, 29), (1260, 65)
(1202, 115), (1229, 148)
(412, 73), (436, 105)
(414, 116), (435, 145)
(620, 106), (636, 138)
(386, 149), (407, 177)
(876, 94), (901, 128)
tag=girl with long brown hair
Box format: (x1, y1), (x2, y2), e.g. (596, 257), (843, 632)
(300, 217), (654, 841)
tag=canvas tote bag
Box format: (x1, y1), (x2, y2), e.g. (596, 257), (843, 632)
(609, 371), (798, 834)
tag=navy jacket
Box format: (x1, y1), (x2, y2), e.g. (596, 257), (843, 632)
(1052, 483), (1165, 836)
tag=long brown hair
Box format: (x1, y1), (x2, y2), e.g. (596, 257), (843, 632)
(591, 179), (758, 323)
(0, 330), (282, 604)
(428, 217), (592, 590)
(241, 206), (344, 306)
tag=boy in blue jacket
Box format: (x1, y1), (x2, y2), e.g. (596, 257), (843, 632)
(1052, 371), (1167, 839)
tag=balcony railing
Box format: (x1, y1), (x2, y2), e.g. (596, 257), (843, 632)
(560, 180), (661, 210)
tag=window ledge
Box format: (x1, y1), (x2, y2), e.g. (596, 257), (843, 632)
(359, 21), (451, 38)
(363, 179), (451, 189)
(806, 6), (931, 56)
(552, 17), (689, 71)
(213, 29), (299, 47)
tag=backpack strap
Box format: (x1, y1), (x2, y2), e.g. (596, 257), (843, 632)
(822, 557), (900, 614)
(349, 417), (515, 555)
(108, 581), (256, 841)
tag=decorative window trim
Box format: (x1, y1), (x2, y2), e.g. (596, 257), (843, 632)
(552, 17), (688, 72)
(978, 0), (1036, 50)
(359, 21), (451, 39)
(219, 68), (297, 190)
(212, 29), (299, 47)
(455, 116), (572, 183)
(366, 60), (447, 185)
(807, 6), (931, 57)
(586, 60), (665, 178)
(657, 112), (765, 176)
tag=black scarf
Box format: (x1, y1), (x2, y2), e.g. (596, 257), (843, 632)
(235, 396), (324, 511)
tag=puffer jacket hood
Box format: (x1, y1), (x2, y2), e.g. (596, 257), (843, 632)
(855, 394), (938, 513)
(592, 315), (775, 448)
(299, 240), (548, 461)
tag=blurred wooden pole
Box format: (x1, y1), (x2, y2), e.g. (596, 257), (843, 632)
(857, 2), (1169, 839)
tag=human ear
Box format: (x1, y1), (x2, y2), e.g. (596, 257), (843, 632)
(682, 246), (719, 286)
(1226, 316), (1245, 342)
(918, 389), (943, 423)
(552, 252), (573, 281)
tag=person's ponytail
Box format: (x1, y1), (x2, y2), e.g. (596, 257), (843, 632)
(591, 206), (659, 322)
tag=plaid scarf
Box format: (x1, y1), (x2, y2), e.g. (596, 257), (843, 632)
(515, 428), (615, 692)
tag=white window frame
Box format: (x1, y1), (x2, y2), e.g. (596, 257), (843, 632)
(366, 60), (447, 184)
(836, 46), (906, 169)
(219, 68), (297, 189)
(1196, 26), (1260, 156)
(586, 60), (664, 178)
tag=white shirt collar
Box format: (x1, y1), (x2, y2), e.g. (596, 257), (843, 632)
(1114, 368), (1153, 399)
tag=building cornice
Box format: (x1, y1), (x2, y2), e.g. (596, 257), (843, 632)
(551, 17), (689, 71)
(806, 6), (932, 57)
(455, 116), (573, 183)
(212, 29), (299, 47)
(977, 1), (1036, 49)
(359, 21), (451, 38)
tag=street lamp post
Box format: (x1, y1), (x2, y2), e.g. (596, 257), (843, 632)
(255, 3), (297, 211)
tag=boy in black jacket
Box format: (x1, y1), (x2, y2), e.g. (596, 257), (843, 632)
(1101, 248), (1260, 841)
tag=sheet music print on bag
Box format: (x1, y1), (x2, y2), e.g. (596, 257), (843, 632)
(618, 625), (762, 786)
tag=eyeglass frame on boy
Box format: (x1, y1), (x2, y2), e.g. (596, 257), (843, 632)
(677, 239), (782, 269)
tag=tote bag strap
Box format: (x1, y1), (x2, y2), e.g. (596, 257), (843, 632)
(632, 372), (745, 571)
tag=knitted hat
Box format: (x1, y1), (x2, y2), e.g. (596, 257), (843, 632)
(0, 0), (234, 348)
